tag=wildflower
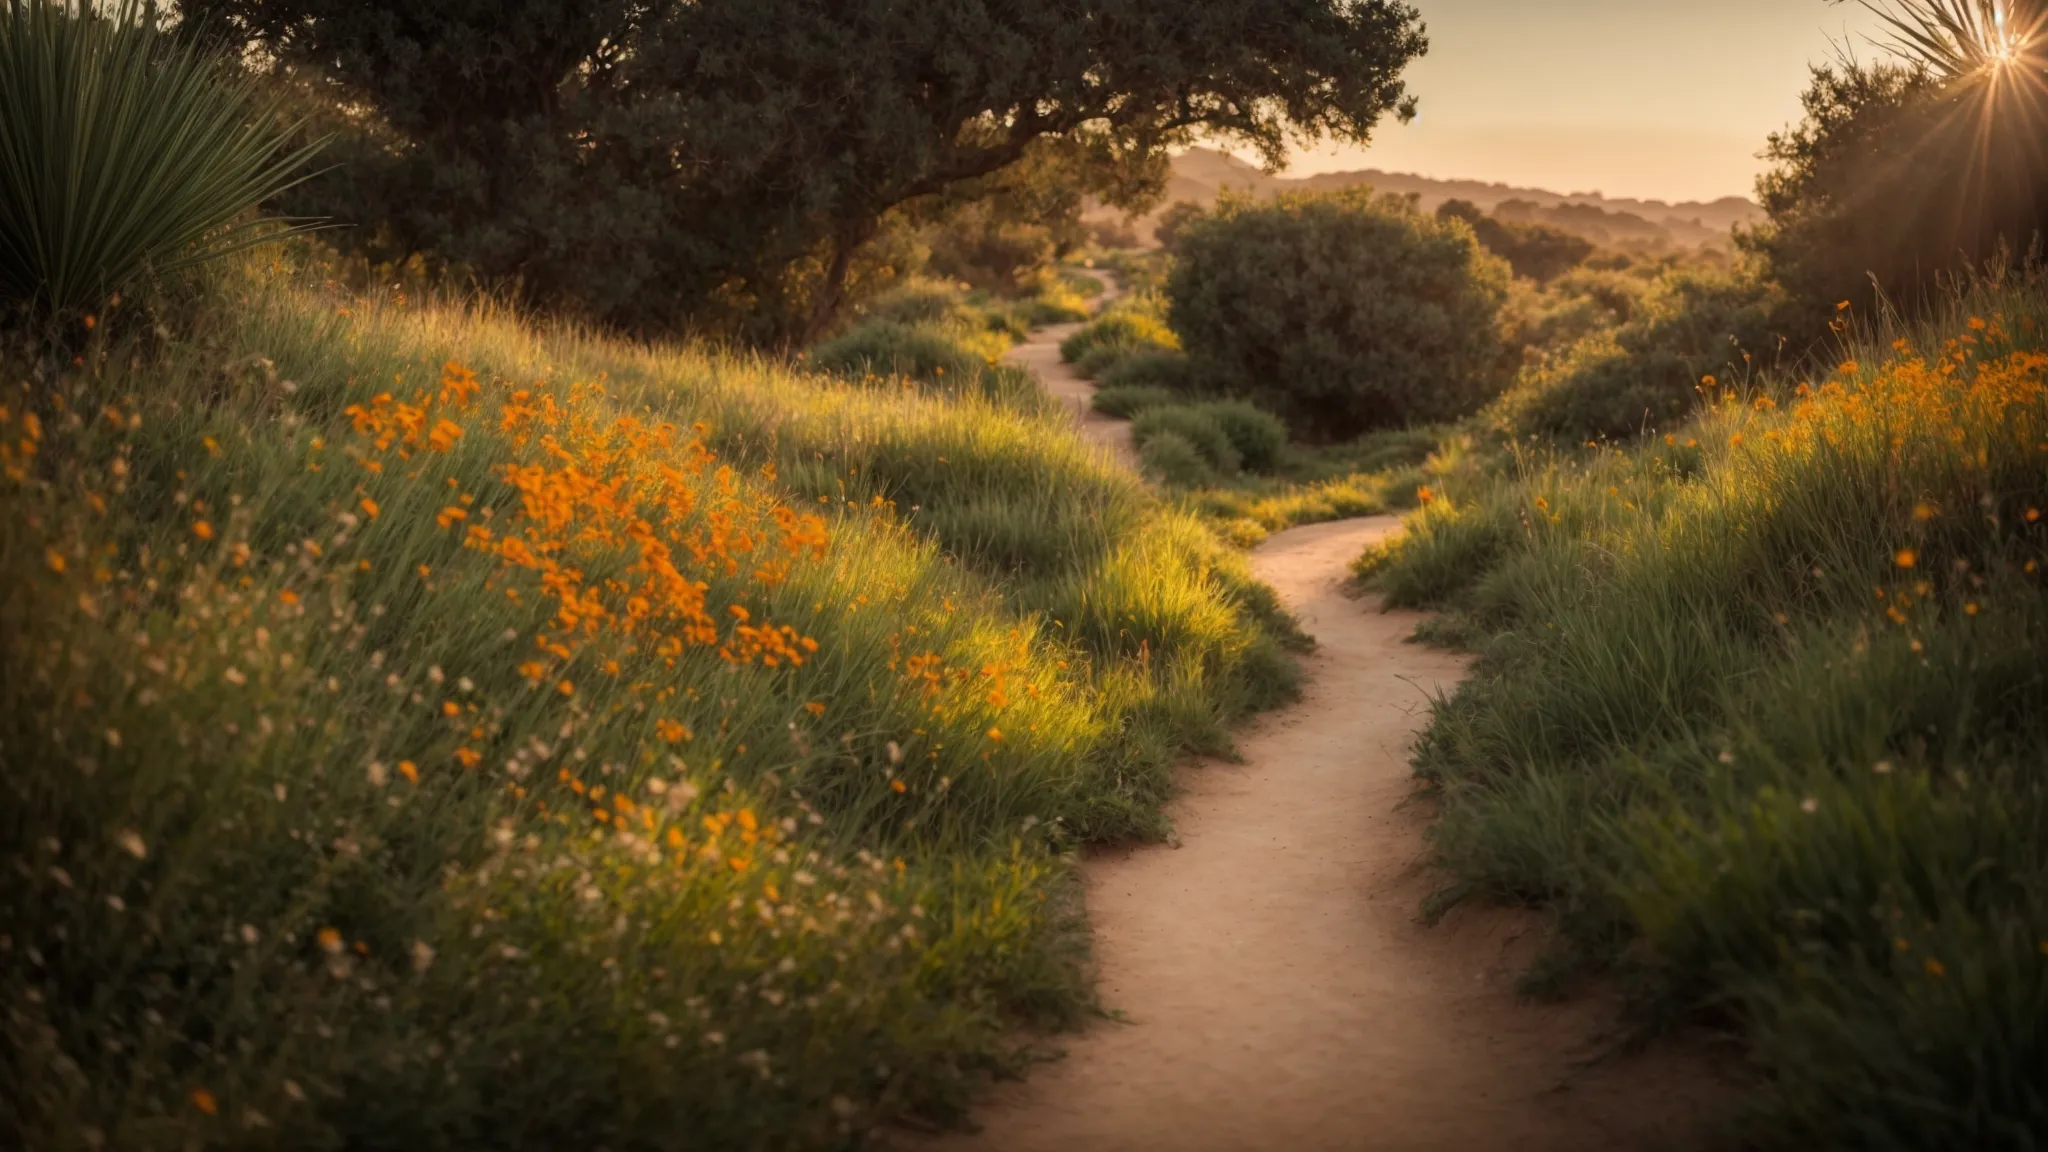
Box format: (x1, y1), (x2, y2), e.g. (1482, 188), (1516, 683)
(436, 506), (468, 529)
(890, 779), (907, 794)
(317, 927), (344, 954)
(359, 498), (380, 520)
(454, 747), (481, 769)
(557, 680), (575, 697)
(1416, 485), (1434, 504)
(1924, 958), (1946, 978)
(278, 590), (299, 606)
(656, 719), (688, 743)
(44, 548), (65, 573)
(1837, 300), (1851, 312)
(190, 1089), (218, 1116)
(115, 830), (146, 860)
(804, 701), (827, 716)
(1912, 502), (1937, 521)
(1894, 549), (1918, 569)
(192, 520), (215, 541)
(398, 760), (419, 784)
(367, 761), (388, 787)
(2028, 508), (2042, 523)
(410, 940), (436, 972)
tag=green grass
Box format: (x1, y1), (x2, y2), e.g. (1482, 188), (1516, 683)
(1358, 280), (2048, 1147)
(1057, 294), (1177, 378)
(0, 247), (1301, 1150)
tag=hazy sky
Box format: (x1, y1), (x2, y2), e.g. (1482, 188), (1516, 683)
(1287, 0), (1892, 203)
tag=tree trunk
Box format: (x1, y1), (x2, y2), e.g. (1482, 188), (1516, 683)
(796, 222), (872, 347)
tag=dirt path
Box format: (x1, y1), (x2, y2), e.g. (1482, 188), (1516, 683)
(1004, 270), (1140, 468)
(907, 517), (1722, 1152)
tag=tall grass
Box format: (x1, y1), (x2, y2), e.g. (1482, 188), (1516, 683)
(0, 0), (323, 314)
(0, 246), (1298, 1149)
(1361, 279), (2048, 1146)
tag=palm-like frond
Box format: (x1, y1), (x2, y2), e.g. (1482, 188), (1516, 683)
(1856, 0), (2048, 79)
(0, 0), (326, 314)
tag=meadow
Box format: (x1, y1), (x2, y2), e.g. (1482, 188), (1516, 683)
(1360, 278), (2048, 1146)
(0, 250), (1298, 1150)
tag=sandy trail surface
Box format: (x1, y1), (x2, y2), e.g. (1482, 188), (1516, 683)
(905, 517), (1722, 1152)
(1003, 270), (1139, 468)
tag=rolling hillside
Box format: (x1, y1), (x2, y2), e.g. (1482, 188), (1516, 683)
(1100, 147), (1763, 251)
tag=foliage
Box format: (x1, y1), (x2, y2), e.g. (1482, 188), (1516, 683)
(807, 319), (1040, 408)
(0, 248), (1303, 1149)
(1132, 405), (1242, 476)
(1496, 270), (1785, 441)
(1193, 400), (1289, 473)
(1436, 199), (1593, 284)
(1360, 282), (2048, 1146)
(1092, 383), (1183, 419)
(920, 142), (1115, 293)
(1097, 349), (1196, 396)
(1166, 189), (1513, 440)
(1058, 296), (1180, 376)
(1745, 56), (2048, 332)
(0, 0), (324, 317)
(1138, 429), (1220, 488)
(1153, 201), (1209, 250)
(185, 0), (1429, 342)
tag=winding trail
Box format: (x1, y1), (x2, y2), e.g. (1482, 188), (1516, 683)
(907, 272), (1730, 1150)
(1003, 270), (1140, 468)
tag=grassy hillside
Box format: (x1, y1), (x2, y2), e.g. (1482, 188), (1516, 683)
(1360, 280), (2048, 1146)
(0, 252), (1298, 1150)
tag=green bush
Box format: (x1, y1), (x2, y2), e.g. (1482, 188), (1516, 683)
(860, 281), (973, 328)
(1167, 189), (1512, 440)
(1498, 270), (1783, 441)
(1137, 429), (1219, 488)
(1098, 349), (1194, 394)
(1131, 405), (1241, 475)
(1058, 298), (1177, 372)
(1363, 282), (2048, 1145)
(1196, 400), (1288, 473)
(1092, 384), (1181, 419)
(0, 0), (324, 316)
(808, 318), (1041, 407)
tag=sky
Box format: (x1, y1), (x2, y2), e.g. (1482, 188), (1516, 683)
(1288, 0), (1893, 204)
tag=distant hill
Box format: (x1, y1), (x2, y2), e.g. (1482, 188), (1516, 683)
(1097, 147), (1764, 251)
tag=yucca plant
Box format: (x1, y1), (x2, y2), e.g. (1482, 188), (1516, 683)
(0, 0), (324, 316)
(1855, 0), (2048, 79)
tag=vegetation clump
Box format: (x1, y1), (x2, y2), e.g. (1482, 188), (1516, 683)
(1166, 190), (1513, 440)
(1360, 282), (2048, 1146)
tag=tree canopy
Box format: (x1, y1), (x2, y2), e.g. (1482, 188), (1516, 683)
(186, 0), (1428, 342)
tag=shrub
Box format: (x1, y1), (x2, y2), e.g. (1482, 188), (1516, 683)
(861, 281), (974, 327)
(1498, 270), (1783, 441)
(1098, 349), (1194, 394)
(808, 318), (1034, 406)
(0, 0), (323, 316)
(1131, 405), (1241, 475)
(1092, 384), (1181, 419)
(1167, 189), (1512, 440)
(1196, 400), (1288, 473)
(1137, 429), (1218, 487)
(1436, 199), (1593, 284)
(1058, 298), (1177, 371)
